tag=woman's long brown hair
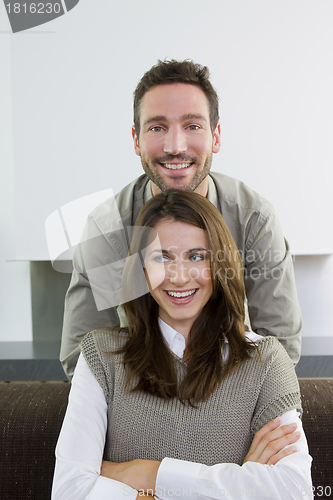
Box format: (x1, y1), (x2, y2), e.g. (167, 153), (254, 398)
(115, 190), (257, 405)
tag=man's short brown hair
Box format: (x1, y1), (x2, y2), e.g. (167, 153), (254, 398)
(133, 59), (219, 136)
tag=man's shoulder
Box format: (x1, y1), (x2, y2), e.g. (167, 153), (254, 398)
(89, 174), (148, 232)
(115, 174), (149, 216)
(209, 171), (275, 217)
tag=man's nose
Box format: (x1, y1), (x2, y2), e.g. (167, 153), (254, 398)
(163, 127), (187, 155)
(169, 260), (190, 287)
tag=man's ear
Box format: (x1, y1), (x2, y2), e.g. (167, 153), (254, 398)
(212, 122), (221, 154)
(132, 125), (141, 156)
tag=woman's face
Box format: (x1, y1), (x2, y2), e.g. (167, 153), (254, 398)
(144, 219), (213, 338)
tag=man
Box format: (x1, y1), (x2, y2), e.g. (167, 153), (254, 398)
(60, 59), (302, 379)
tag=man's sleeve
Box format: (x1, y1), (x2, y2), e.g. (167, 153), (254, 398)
(60, 269), (119, 380)
(60, 215), (124, 379)
(244, 209), (302, 364)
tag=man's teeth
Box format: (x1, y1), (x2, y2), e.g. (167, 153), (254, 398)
(167, 290), (196, 298)
(163, 163), (191, 170)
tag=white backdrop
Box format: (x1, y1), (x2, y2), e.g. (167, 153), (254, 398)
(3, 0), (333, 259)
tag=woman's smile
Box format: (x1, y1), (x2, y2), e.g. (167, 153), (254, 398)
(163, 288), (198, 303)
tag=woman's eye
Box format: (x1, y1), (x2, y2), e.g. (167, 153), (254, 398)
(190, 254), (204, 262)
(154, 255), (168, 263)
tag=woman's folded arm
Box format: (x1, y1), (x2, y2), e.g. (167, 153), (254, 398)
(155, 410), (313, 500)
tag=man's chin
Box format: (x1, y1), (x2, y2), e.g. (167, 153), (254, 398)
(153, 178), (208, 196)
(151, 175), (197, 193)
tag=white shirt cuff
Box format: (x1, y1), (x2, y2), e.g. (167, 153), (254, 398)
(156, 457), (202, 500)
(87, 476), (138, 499)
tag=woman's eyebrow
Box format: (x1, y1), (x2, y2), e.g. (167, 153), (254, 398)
(147, 249), (172, 257)
(147, 248), (209, 257)
(186, 248), (209, 253)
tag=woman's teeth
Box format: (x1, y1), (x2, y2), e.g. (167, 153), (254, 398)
(163, 163), (191, 170)
(167, 290), (196, 298)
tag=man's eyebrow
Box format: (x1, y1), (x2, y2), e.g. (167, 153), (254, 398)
(181, 114), (207, 122)
(143, 116), (167, 127)
(143, 114), (208, 127)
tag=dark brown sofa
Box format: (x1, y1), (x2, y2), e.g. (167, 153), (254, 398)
(0, 379), (332, 499)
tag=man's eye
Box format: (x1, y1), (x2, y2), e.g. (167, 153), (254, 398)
(187, 125), (200, 130)
(150, 126), (163, 132)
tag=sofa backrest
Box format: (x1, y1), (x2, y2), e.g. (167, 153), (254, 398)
(299, 379), (333, 498)
(0, 382), (70, 500)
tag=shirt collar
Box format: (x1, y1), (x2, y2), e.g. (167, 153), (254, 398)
(158, 317), (231, 362)
(157, 318), (258, 363)
(144, 180), (154, 203)
(158, 317), (186, 359)
(207, 174), (219, 208)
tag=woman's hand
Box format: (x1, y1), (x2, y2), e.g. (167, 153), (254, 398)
(243, 417), (301, 466)
(100, 458), (161, 494)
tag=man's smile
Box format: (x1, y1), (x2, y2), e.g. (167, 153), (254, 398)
(161, 163), (193, 170)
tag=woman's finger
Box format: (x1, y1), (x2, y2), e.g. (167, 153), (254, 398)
(267, 444), (299, 466)
(244, 420), (300, 464)
(258, 431), (301, 464)
(246, 417), (282, 456)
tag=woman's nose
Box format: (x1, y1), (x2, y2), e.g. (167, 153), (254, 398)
(169, 260), (190, 287)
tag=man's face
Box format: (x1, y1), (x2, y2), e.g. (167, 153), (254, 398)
(132, 83), (221, 196)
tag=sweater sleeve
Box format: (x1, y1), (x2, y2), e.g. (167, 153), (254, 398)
(79, 330), (112, 401)
(250, 338), (302, 437)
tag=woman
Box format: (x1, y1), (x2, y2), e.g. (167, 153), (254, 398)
(52, 191), (312, 500)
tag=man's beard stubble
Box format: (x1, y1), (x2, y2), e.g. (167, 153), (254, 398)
(141, 155), (213, 194)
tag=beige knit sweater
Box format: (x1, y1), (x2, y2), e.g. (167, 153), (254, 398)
(80, 330), (301, 467)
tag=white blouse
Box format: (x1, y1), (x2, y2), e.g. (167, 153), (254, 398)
(52, 321), (313, 499)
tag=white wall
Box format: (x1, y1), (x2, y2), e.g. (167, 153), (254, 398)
(294, 255), (333, 354)
(0, 35), (32, 342)
(1, 0), (333, 346)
